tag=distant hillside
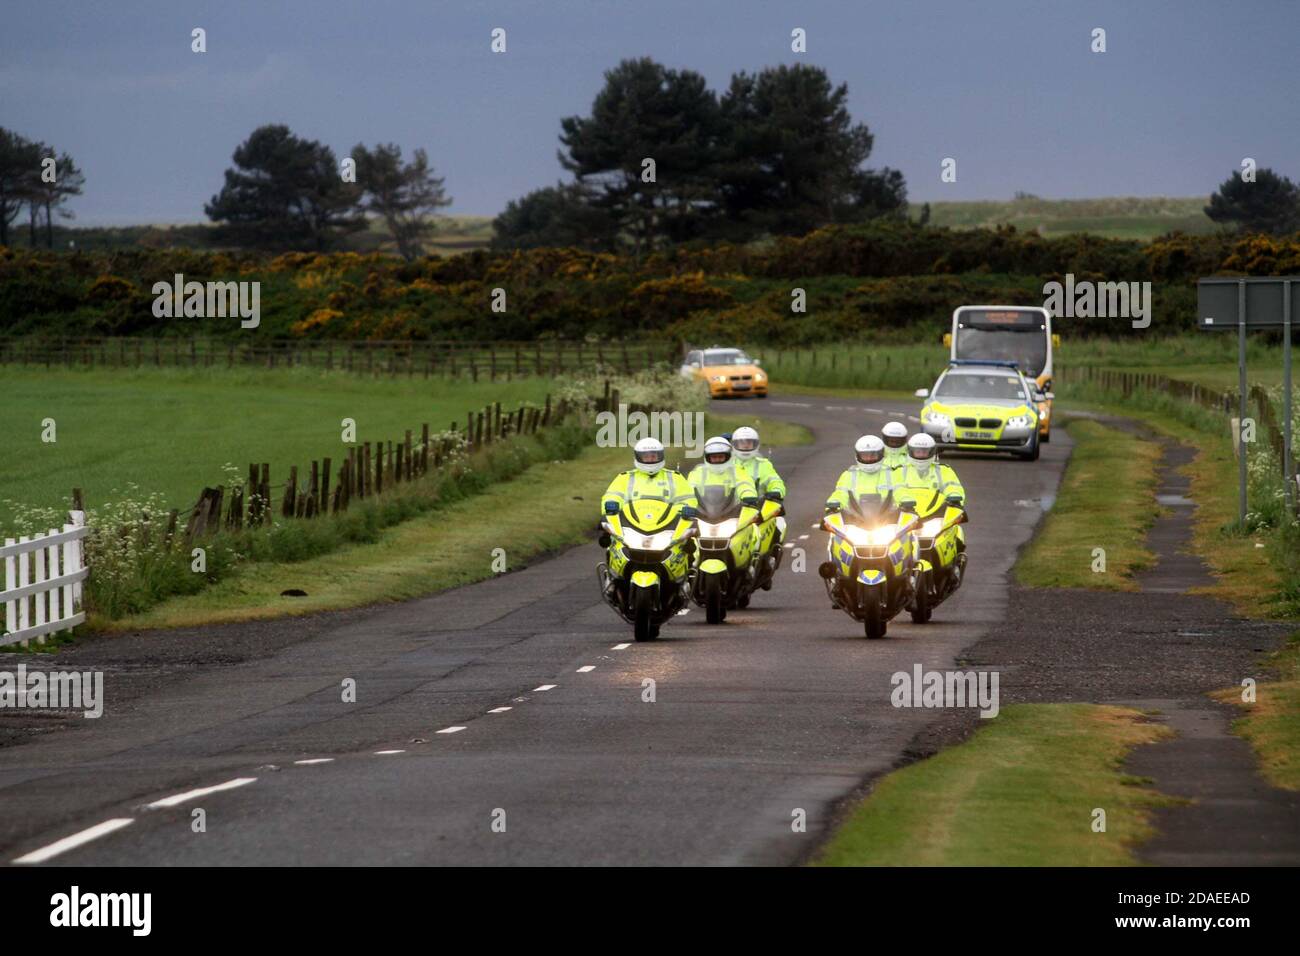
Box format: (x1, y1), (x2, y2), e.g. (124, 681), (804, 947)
(13, 216), (497, 256)
(911, 196), (1219, 241)
(12, 198), (1223, 254)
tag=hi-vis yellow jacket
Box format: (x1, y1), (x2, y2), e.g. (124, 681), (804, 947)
(826, 464), (900, 511)
(600, 469), (697, 517)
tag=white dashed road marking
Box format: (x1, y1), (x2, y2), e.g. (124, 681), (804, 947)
(612, 642), (631, 650)
(374, 749), (405, 755)
(295, 758), (334, 765)
(488, 706), (512, 714)
(576, 665), (595, 673)
(533, 684), (557, 692)
(145, 777), (257, 809)
(13, 818), (135, 864)
(437, 726), (467, 735)
(798, 534), (809, 540)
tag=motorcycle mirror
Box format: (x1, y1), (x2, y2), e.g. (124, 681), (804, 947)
(945, 494), (963, 506)
(598, 533), (611, 548)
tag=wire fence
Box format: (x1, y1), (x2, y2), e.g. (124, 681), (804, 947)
(0, 336), (680, 381)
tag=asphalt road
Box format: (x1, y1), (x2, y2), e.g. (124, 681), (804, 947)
(0, 394), (1069, 865)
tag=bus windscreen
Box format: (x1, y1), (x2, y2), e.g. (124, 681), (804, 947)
(954, 310), (1048, 376)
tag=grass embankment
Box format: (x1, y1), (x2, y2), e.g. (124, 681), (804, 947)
(1014, 419), (1161, 590)
(815, 704), (1177, 866)
(99, 412), (810, 631)
(0, 365), (554, 532)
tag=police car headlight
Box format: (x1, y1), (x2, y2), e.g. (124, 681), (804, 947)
(1005, 415), (1033, 429)
(925, 408), (950, 426)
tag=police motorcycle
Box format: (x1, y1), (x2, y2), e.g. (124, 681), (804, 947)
(690, 484), (763, 624)
(818, 491), (917, 639)
(598, 496), (697, 642)
(902, 488), (968, 624)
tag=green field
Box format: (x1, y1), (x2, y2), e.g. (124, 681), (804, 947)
(0, 366), (553, 533)
(913, 196), (1218, 240)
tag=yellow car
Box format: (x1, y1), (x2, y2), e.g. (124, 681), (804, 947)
(680, 347), (768, 398)
(915, 361), (1041, 461)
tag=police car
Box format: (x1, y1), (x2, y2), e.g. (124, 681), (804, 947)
(915, 361), (1041, 461)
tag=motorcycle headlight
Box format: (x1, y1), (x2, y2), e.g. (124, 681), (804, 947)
(841, 525), (873, 547)
(636, 530), (676, 551)
(920, 517), (944, 537)
(866, 525), (901, 546)
(698, 518), (738, 539)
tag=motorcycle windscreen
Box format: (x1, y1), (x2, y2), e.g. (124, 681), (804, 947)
(846, 491), (895, 525)
(696, 484), (742, 522)
(902, 487), (943, 517)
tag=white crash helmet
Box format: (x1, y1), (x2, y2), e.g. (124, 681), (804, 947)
(854, 434), (886, 473)
(703, 436), (733, 474)
(882, 421), (909, 449)
(731, 426), (760, 460)
(634, 437), (666, 475)
(907, 433), (937, 473)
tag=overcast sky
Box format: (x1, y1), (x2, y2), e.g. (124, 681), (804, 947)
(3, 0), (1297, 225)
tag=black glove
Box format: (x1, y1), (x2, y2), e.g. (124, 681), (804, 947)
(765, 491), (783, 502)
(741, 496), (759, 508)
(603, 501), (620, 515)
(824, 501), (842, 513)
(680, 505), (698, 519)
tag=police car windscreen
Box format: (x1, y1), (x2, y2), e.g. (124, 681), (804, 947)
(936, 373), (1027, 401)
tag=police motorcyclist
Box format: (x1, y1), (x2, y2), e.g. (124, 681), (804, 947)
(881, 421), (910, 470)
(601, 437), (698, 520)
(825, 435), (898, 513)
(687, 436), (759, 505)
(894, 433), (966, 552)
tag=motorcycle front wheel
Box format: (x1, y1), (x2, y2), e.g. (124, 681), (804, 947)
(862, 586), (887, 640)
(910, 571), (932, 624)
(633, 587), (657, 642)
(705, 575), (725, 625)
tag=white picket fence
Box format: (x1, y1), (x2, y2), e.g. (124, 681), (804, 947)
(1, 511), (89, 648)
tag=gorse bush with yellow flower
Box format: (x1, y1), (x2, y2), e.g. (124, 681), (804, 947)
(4, 222), (1299, 345)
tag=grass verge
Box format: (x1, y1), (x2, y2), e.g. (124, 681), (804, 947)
(813, 704), (1177, 866)
(97, 413), (810, 631)
(1213, 633), (1300, 791)
(1057, 391), (1292, 616)
(1014, 419), (1161, 590)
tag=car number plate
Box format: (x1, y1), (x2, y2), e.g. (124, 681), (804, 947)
(962, 430), (993, 440)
